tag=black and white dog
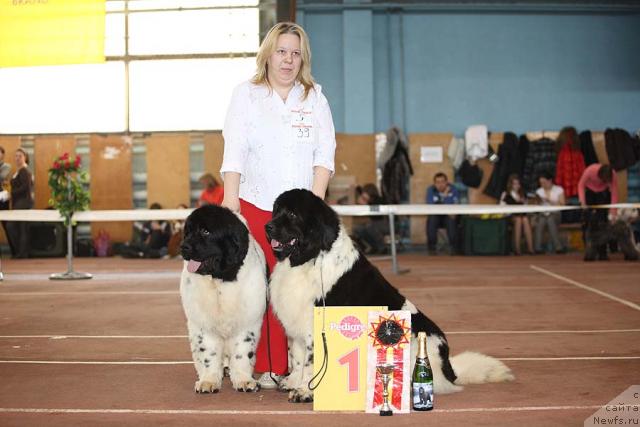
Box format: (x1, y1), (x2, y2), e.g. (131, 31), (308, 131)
(180, 205), (267, 393)
(266, 189), (514, 403)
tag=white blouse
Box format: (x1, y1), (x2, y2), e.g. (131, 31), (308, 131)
(221, 80), (336, 211)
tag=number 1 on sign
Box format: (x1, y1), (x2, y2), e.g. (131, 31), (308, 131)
(338, 348), (359, 392)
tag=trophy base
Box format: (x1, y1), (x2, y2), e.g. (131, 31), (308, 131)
(50, 271), (93, 281)
(379, 410), (393, 416)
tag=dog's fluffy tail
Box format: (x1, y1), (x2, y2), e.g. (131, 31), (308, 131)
(450, 351), (514, 385)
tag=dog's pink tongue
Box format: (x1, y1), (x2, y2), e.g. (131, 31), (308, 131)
(271, 239), (281, 249)
(187, 260), (201, 273)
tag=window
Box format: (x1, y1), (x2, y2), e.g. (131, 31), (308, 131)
(0, 0), (260, 134)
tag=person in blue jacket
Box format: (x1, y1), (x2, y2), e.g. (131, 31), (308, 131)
(426, 172), (459, 254)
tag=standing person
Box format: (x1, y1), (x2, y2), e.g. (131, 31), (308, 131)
(0, 147), (12, 249)
(534, 172), (567, 254)
(500, 174), (534, 255)
(197, 173), (224, 207)
(578, 163), (618, 259)
(425, 172), (459, 255)
(220, 22), (336, 389)
(6, 148), (33, 259)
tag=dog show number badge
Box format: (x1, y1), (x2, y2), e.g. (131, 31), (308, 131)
(291, 108), (313, 141)
(365, 310), (412, 414)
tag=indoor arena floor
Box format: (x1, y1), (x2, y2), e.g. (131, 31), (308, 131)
(0, 254), (638, 426)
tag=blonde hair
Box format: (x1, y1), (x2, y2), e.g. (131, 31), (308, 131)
(252, 22), (315, 100)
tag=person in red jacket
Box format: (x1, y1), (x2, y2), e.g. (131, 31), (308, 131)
(197, 173), (224, 207)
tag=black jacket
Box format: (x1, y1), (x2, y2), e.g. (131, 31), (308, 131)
(579, 130), (598, 166)
(381, 144), (413, 204)
(605, 128), (639, 171)
(522, 138), (556, 194)
(484, 132), (521, 200)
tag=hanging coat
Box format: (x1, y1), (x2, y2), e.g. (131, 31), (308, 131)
(579, 130), (598, 166)
(484, 132), (521, 199)
(555, 142), (585, 198)
(522, 138), (556, 193)
(605, 128), (639, 171)
(381, 144), (413, 204)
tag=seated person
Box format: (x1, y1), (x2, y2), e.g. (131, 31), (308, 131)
(500, 174), (534, 255)
(116, 203), (172, 258)
(534, 172), (567, 254)
(198, 173), (224, 207)
(352, 183), (389, 255)
(168, 203), (189, 258)
(426, 172), (459, 255)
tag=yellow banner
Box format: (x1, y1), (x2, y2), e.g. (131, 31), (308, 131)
(313, 306), (386, 412)
(0, 0), (105, 67)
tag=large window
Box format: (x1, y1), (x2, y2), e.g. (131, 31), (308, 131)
(0, 0), (260, 134)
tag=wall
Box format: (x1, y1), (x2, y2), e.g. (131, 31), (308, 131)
(300, 4), (640, 135)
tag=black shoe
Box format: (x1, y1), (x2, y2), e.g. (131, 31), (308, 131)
(555, 247), (568, 254)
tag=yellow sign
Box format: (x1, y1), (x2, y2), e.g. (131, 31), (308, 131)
(312, 306), (386, 412)
(0, 0), (106, 67)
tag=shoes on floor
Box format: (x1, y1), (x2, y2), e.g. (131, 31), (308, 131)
(257, 372), (282, 390)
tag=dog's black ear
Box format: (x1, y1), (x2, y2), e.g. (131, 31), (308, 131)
(212, 225), (249, 281)
(226, 228), (250, 268)
(317, 198), (340, 251)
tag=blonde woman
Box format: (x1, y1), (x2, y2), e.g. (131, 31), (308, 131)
(220, 22), (336, 389)
(500, 174), (534, 255)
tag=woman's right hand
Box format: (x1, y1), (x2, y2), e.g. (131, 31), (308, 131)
(222, 196), (240, 213)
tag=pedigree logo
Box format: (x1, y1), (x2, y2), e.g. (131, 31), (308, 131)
(330, 315), (365, 340)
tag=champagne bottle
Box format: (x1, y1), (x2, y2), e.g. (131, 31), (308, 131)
(412, 331), (434, 411)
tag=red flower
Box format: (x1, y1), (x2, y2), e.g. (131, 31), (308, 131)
(74, 156), (81, 167)
(53, 161), (60, 169)
(61, 152), (69, 160)
(64, 160), (70, 168)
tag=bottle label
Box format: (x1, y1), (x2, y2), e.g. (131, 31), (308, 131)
(412, 382), (434, 410)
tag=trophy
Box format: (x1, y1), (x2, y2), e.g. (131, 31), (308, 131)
(367, 312), (412, 415)
(376, 362), (396, 416)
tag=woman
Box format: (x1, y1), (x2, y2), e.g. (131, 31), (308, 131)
(7, 148), (34, 258)
(220, 22), (336, 388)
(500, 174), (534, 255)
(197, 173), (224, 207)
(534, 172), (567, 254)
(578, 163), (618, 259)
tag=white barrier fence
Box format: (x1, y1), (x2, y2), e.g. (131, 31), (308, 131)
(0, 203), (638, 223)
(0, 203), (638, 276)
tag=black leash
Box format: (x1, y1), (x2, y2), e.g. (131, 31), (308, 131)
(308, 254), (328, 391)
(265, 288), (281, 388)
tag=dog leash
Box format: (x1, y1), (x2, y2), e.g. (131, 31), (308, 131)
(308, 253), (329, 391)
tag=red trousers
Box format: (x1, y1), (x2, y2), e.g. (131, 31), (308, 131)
(239, 199), (288, 375)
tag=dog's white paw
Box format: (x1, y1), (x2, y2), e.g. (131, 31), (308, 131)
(288, 388), (313, 403)
(277, 374), (297, 392)
(195, 380), (222, 394)
(233, 379), (260, 392)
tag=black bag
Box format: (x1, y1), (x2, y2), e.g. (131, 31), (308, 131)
(28, 222), (66, 257)
(459, 160), (483, 188)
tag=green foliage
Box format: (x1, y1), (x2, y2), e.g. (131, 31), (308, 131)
(48, 152), (90, 226)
